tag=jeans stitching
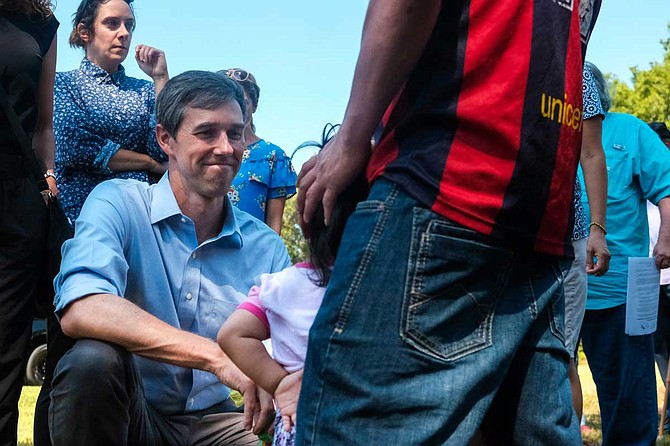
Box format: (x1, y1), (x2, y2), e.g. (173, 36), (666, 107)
(526, 274), (539, 320)
(401, 214), (515, 362)
(333, 185), (398, 334)
(305, 185), (397, 444)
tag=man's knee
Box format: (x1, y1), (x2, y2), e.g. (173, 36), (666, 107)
(54, 339), (132, 389)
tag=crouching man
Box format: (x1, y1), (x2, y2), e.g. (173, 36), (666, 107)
(49, 71), (290, 446)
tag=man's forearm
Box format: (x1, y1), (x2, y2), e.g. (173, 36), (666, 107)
(339, 0), (442, 147)
(60, 293), (229, 377)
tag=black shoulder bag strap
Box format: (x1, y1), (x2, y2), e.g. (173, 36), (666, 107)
(0, 83), (50, 192)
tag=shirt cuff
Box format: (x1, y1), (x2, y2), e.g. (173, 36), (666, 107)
(93, 140), (122, 174)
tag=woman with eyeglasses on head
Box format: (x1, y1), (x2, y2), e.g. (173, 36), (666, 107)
(53, 0), (170, 224)
(219, 68), (297, 235)
(0, 1), (58, 443)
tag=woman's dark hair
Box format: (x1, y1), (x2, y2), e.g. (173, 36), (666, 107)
(69, 0), (135, 49)
(0, 0), (53, 18)
(293, 124), (369, 287)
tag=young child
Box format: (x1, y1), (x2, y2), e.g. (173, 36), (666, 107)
(217, 126), (368, 446)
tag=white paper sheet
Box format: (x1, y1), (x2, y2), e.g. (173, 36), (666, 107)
(625, 257), (660, 336)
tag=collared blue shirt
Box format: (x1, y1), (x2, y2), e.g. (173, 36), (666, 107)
(54, 58), (167, 222)
(54, 174), (291, 415)
(579, 113), (670, 310)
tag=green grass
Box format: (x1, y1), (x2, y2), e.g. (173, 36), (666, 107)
(16, 365), (670, 446)
(18, 385), (39, 446)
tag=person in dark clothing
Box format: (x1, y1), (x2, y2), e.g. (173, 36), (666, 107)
(0, 1), (58, 445)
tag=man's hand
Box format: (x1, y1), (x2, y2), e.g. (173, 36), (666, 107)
(216, 364), (275, 435)
(237, 378), (275, 435)
(585, 231), (610, 276)
(274, 369), (303, 432)
(135, 44), (169, 88)
(654, 237), (670, 270)
(297, 133), (370, 230)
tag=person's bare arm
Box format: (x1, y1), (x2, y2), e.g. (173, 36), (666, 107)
(654, 197), (670, 269)
(61, 294), (274, 434)
(265, 197), (287, 235)
(580, 117), (610, 275)
(61, 293), (241, 384)
(33, 34), (58, 197)
(61, 293), (274, 433)
(217, 310), (288, 396)
(297, 0), (442, 225)
(107, 149), (167, 174)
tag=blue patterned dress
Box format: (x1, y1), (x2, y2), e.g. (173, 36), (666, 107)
(228, 139), (297, 222)
(54, 59), (167, 222)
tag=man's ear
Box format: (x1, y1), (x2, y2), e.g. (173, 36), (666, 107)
(77, 23), (91, 44)
(155, 124), (173, 157)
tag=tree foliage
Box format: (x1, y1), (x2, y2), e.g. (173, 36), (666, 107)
(281, 196), (309, 263)
(608, 24), (670, 125)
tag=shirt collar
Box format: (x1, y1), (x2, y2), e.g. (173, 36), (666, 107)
(150, 173), (243, 248)
(79, 58), (127, 85)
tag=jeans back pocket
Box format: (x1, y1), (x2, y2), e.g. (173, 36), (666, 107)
(401, 209), (515, 362)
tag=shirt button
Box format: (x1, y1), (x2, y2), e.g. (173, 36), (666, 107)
(181, 217), (186, 223)
(186, 292), (192, 300)
(192, 253), (197, 259)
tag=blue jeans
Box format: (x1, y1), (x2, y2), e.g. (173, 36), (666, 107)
(297, 178), (580, 445)
(581, 305), (658, 446)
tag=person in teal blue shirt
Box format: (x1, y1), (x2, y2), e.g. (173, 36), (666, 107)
(50, 71), (289, 445)
(578, 61), (670, 446)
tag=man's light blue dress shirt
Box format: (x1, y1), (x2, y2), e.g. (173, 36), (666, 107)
(54, 173), (291, 415)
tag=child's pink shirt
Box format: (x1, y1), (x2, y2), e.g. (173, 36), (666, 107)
(238, 262), (325, 372)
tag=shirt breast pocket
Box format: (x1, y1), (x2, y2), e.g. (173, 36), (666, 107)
(203, 296), (241, 339)
(606, 144), (634, 200)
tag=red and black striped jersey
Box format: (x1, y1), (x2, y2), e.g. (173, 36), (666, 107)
(367, 0), (584, 257)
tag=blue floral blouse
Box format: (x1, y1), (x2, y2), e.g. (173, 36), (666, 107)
(54, 59), (167, 222)
(228, 139), (297, 222)
(572, 63), (605, 241)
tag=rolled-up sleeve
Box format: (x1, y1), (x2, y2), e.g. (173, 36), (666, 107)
(54, 181), (130, 313)
(268, 149), (297, 200)
(54, 75), (121, 175)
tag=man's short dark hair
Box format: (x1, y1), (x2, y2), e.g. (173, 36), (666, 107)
(155, 70), (247, 137)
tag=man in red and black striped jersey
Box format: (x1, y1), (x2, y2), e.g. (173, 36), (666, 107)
(295, 1), (584, 444)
